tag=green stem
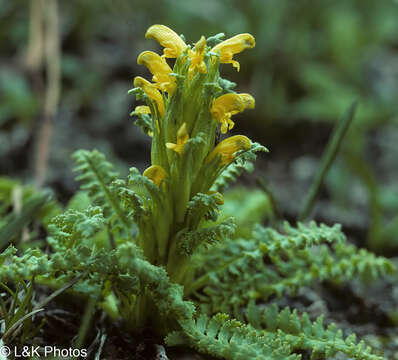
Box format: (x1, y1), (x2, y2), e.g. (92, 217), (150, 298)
(298, 100), (358, 221)
(35, 275), (82, 309)
(74, 291), (100, 349)
(130, 292), (148, 329)
(184, 273), (210, 295)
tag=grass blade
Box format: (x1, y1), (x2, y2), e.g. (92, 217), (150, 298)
(299, 100), (358, 221)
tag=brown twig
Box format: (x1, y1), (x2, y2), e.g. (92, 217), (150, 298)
(25, 0), (43, 72)
(11, 185), (30, 242)
(33, 0), (61, 188)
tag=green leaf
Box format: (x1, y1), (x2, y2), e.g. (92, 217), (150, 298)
(73, 150), (132, 233)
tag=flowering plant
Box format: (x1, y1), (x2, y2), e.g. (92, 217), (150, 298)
(130, 24), (263, 280)
(0, 25), (393, 360)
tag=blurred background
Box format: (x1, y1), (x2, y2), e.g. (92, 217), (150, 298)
(1, 0), (398, 254)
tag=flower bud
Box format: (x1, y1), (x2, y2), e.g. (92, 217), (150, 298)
(143, 165), (167, 186)
(145, 24), (188, 58)
(206, 135), (251, 165)
(166, 123), (189, 156)
(134, 105), (151, 115)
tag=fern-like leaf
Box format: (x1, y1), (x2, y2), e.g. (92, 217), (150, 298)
(246, 303), (384, 360)
(254, 221), (345, 256)
(212, 142), (268, 193)
(178, 218), (236, 255)
(115, 180), (148, 229)
(47, 206), (105, 251)
(73, 150), (132, 232)
(188, 222), (394, 315)
(166, 313), (299, 360)
(132, 112), (153, 136)
(186, 192), (222, 227)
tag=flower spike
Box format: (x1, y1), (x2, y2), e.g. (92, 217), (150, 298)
(206, 135), (251, 165)
(211, 33), (255, 71)
(137, 51), (176, 93)
(166, 123), (189, 156)
(211, 93), (255, 133)
(145, 24), (188, 58)
(143, 165), (167, 186)
(134, 76), (165, 116)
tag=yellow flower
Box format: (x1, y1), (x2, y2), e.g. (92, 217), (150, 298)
(143, 165), (167, 186)
(206, 135), (251, 165)
(211, 33), (255, 71)
(134, 76), (165, 116)
(166, 123), (189, 156)
(133, 106), (153, 136)
(238, 93), (256, 109)
(210, 93), (255, 133)
(134, 105), (151, 115)
(137, 51), (176, 93)
(188, 36), (207, 77)
(145, 24), (187, 58)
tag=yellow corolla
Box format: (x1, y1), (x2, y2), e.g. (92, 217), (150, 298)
(206, 135), (251, 165)
(211, 33), (255, 71)
(210, 93), (255, 133)
(134, 76), (165, 116)
(166, 123), (189, 156)
(145, 24), (187, 58)
(134, 106), (153, 136)
(137, 51), (176, 93)
(188, 36), (207, 76)
(143, 165), (167, 186)
(134, 105), (151, 115)
(239, 93), (256, 109)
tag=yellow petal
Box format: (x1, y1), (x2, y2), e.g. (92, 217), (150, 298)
(195, 36), (206, 53)
(145, 24), (187, 58)
(143, 165), (167, 186)
(137, 51), (176, 93)
(134, 76), (165, 116)
(166, 123), (189, 156)
(134, 105), (151, 115)
(211, 93), (254, 133)
(239, 93), (255, 109)
(211, 33), (255, 71)
(188, 36), (207, 76)
(206, 135), (251, 165)
(176, 122), (189, 145)
(166, 142), (185, 155)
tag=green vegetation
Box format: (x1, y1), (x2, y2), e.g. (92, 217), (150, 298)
(1, 1), (398, 359)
